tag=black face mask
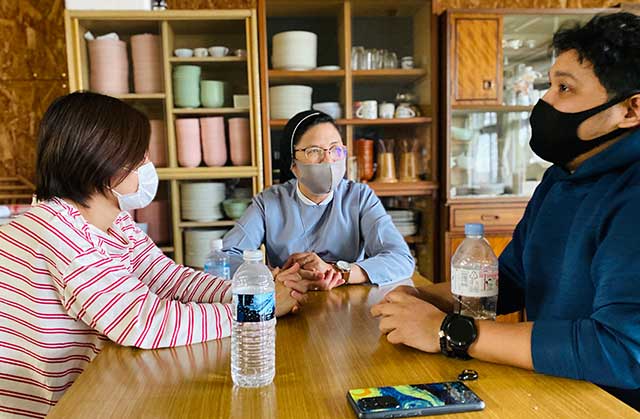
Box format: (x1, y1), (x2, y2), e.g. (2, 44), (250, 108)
(529, 96), (632, 166)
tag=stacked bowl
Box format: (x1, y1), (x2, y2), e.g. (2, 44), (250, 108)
(184, 229), (228, 268)
(130, 34), (163, 93)
(388, 209), (418, 237)
(272, 31), (317, 70)
(269, 85), (312, 119)
(88, 38), (129, 94)
(181, 182), (225, 221)
(312, 102), (342, 120)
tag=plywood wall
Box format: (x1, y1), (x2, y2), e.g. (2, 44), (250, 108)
(433, 0), (631, 14)
(0, 0), (255, 183)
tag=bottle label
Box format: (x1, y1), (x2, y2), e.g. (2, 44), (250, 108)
(451, 267), (499, 298)
(234, 292), (275, 322)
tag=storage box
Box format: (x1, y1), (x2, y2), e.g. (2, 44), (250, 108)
(65, 0), (152, 10)
(233, 94), (250, 109)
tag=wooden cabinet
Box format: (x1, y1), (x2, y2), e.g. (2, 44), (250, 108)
(449, 13), (502, 106)
(449, 204), (525, 231)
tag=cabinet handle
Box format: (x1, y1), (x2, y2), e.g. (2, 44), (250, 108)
(481, 214), (499, 221)
(482, 80), (493, 90)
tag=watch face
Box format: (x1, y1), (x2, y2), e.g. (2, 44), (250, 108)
(446, 317), (476, 345)
(337, 261), (350, 271)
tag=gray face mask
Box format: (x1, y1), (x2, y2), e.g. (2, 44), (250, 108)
(294, 159), (346, 195)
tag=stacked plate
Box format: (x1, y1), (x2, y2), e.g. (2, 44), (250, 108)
(181, 182), (225, 221)
(184, 229), (228, 268)
(272, 31), (317, 70)
(388, 209), (418, 237)
(269, 85), (312, 119)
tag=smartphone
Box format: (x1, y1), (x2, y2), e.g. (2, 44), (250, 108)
(347, 381), (484, 419)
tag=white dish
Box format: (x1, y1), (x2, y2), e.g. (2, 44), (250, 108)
(316, 65), (340, 71)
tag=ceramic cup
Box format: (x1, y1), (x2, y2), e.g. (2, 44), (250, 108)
(379, 102), (395, 119)
(194, 48), (208, 57)
(200, 80), (225, 108)
(356, 138), (374, 182)
(130, 34), (162, 94)
(176, 118), (202, 167)
(174, 48), (194, 57)
(228, 117), (251, 166)
(376, 152), (398, 183)
(88, 38), (129, 94)
(234, 49), (247, 57)
(173, 65), (201, 108)
(200, 116), (227, 167)
(355, 100), (378, 119)
(395, 103), (416, 118)
(148, 120), (167, 167)
(208, 46), (229, 57)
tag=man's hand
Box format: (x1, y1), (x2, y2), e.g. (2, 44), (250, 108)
(273, 263), (307, 316)
(370, 289), (446, 353)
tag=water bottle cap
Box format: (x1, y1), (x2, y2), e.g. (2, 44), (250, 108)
(465, 223), (484, 236)
(211, 239), (223, 251)
(242, 249), (263, 261)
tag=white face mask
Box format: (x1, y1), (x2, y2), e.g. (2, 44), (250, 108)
(111, 162), (159, 212)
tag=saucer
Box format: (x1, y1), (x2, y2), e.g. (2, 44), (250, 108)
(316, 65), (340, 71)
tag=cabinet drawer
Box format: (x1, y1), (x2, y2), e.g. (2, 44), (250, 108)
(450, 205), (525, 231)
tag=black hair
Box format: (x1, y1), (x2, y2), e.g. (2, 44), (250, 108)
(552, 12), (640, 98)
(36, 91), (150, 205)
(278, 110), (338, 183)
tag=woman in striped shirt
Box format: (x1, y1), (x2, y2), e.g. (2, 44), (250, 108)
(0, 92), (308, 418)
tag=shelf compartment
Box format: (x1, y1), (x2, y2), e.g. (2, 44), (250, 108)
(268, 69), (345, 84)
(172, 107), (250, 115)
(178, 220), (236, 228)
(157, 166), (258, 180)
(270, 117), (430, 128)
(352, 69), (427, 83)
(169, 56), (247, 63)
(368, 181), (438, 197)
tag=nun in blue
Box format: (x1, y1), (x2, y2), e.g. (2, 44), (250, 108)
(222, 110), (415, 290)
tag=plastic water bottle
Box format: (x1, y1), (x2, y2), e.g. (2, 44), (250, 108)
(231, 249), (276, 387)
(451, 223), (499, 320)
(203, 239), (231, 280)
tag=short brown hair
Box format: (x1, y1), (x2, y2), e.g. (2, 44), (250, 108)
(36, 92), (150, 205)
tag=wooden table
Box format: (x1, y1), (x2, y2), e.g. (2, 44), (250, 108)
(49, 277), (638, 418)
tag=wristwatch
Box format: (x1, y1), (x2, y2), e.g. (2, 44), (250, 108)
(335, 260), (352, 284)
(438, 313), (477, 360)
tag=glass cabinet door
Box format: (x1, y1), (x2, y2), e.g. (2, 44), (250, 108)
(448, 12), (593, 199)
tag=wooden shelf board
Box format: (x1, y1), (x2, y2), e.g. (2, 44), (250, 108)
(268, 69), (345, 83)
(111, 93), (165, 100)
(368, 181), (438, 197)
(157, 167), (258, 180)
(169, 56), (247, 63)
(172, 107), (250, 115)
(270, 117), (431, 128)
(452, 105), (533, 113)
(352, 68), (427, 82)
(404, 235), (420, 244)
(178, 220), (236, 228)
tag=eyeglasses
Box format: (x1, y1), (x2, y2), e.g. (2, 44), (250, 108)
(294, 145), (347, 163)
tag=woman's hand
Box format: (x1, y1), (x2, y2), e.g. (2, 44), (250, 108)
(273, 263), (307, 316)
(285, 252), (333, 275)
(370, 289), (446, 353)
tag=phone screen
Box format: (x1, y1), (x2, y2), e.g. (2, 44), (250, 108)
(348, 381), (484, 418)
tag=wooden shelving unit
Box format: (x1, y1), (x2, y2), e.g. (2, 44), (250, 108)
(258, 0), (438, 279)
(64, 9), (263, 266)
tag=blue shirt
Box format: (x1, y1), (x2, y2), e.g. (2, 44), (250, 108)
(498, 128), (640, 390)
(222, 179), (415, 285)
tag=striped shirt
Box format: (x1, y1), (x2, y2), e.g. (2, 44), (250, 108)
(0, 198), (233, 418)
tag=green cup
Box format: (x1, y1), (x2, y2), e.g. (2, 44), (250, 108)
(200, 80), (225, 108)
(173, 65), (201, 108)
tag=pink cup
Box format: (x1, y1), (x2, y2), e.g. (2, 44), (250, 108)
(136, 200), (170, 245)
(131, 34), (163, 93)
(176, 118), (202, 167)
(148, 120), (167, 167)
(200, 117), (227, 167)
(228, 117), (251, 166)
(88, 39), (129, 94)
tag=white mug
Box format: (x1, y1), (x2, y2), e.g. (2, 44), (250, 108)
(208, 46), (229, 57)
(355, 100), (378, 119)
(194, 48), (208, 57)
(379, 102), (395, 119)
(395, 103), (416, 118)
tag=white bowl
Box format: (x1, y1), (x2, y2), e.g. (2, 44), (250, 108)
(174, 48), (194, 57)
(312, 102), (342, 120)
